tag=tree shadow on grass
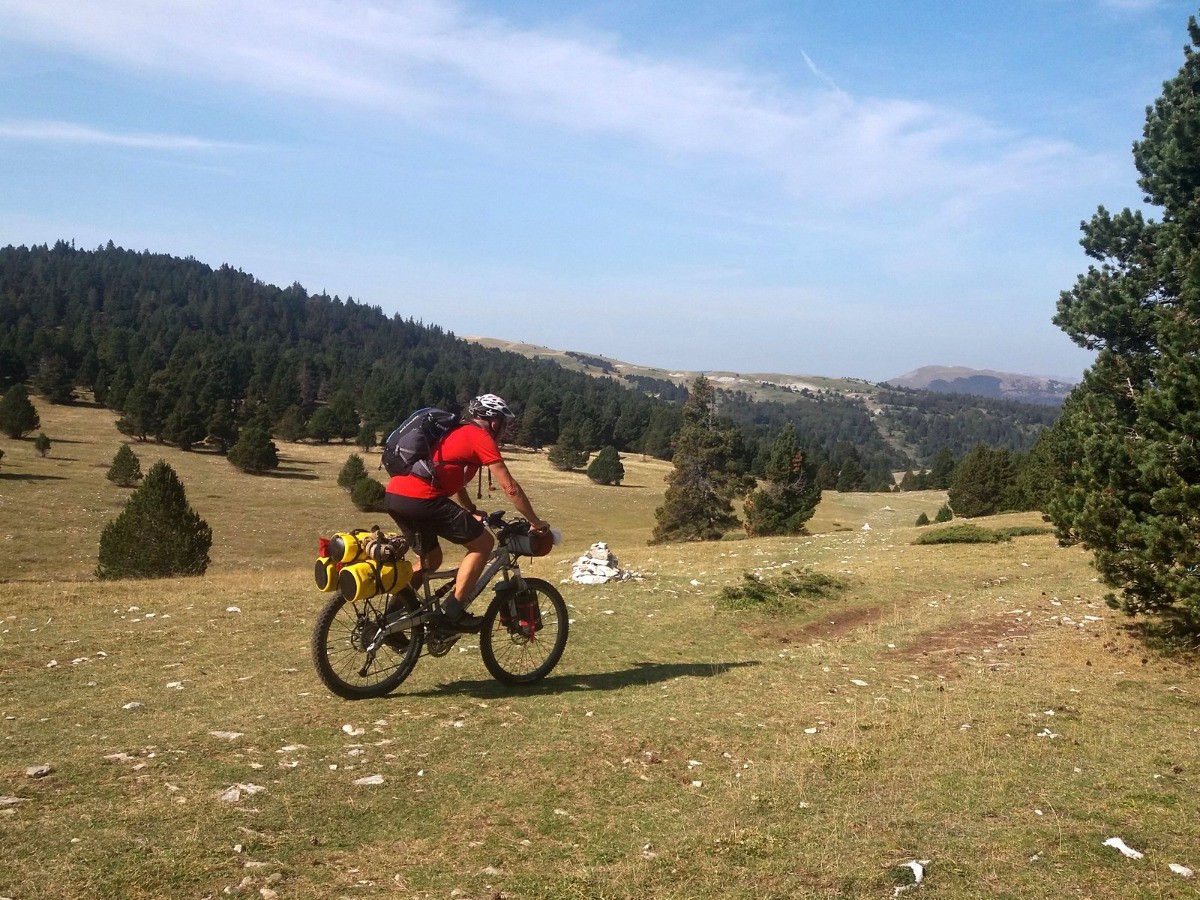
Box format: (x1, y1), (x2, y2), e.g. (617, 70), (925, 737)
(405, 659), (761, 699)
(0, 473), (68, 482)
(261, 465), (320, 481)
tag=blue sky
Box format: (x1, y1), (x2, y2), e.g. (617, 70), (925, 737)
(1, 1), (1195, 382)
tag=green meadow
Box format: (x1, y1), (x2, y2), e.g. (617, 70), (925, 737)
(1, 400), (1197, 898)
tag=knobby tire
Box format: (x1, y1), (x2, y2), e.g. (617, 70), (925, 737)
(311, 591), (423, 700)
(480, 577), (569, 685)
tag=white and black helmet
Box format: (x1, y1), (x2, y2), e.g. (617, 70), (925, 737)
(468, 393), (516, 420)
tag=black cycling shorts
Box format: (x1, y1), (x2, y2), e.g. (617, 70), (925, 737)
(384, 493), (484, 557)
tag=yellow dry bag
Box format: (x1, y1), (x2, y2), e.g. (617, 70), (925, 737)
(337, 558), (414, 603)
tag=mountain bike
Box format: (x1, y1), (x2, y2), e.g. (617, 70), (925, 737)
(311, 512), (568, 699)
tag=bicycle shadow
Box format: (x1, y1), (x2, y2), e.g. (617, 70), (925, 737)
(407, 660), (761, 698)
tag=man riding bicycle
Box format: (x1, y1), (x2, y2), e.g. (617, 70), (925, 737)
(384, 394), (551, 632)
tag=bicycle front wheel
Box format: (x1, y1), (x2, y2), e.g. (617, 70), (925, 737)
(480, 577), (569, 685)
(311, 590), (423, 700)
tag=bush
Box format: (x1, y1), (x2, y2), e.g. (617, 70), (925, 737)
(96, 460), (212, 579)
(913, 524), (1001, 545)
(106, 444), (143, 487)
(915, 511), (930, 526)
(350, 477), (386, 512)
(934, 503), (954, 523)
(716, 569), (846, 613)
(34, 432), (50, 457)
(994, 525), (1052, 539)
(338, 453), (368, 491)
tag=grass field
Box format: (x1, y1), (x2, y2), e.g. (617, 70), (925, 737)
(1, 400), (1198, 899)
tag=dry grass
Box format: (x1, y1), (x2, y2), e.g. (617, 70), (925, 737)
(1, 400), (1198, 898)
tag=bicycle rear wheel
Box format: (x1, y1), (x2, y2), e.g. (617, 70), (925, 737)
(480, 577), (569, 685)
(311, 589), (423, 699)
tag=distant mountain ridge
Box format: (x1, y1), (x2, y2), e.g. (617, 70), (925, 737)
(885, 366), (1075, 406)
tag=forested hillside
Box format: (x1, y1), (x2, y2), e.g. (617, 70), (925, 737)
(875, 387), (1060, 459)
(0, 242), (1060, 491)
(0, 241), (680, 455)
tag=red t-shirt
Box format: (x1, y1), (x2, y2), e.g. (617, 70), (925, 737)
(386, 422), (502, 499)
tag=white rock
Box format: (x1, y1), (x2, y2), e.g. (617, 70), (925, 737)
(1103, 837), (1144, 859)
(354, 775), (384, 786)
(218, 783), (266, 803)
(893, 860), (930, 896)
(209, 731), (245, 741)
(1169, 863), (1194, 877)
(342, 724), (364, 736)
(226, 606), (241, 613)
(122, 702), (142, 710)
(25, 764), (52, 778)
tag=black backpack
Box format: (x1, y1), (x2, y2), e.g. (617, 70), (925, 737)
(380, 408), (462, 481)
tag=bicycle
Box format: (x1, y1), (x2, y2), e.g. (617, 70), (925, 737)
(311, 511), (569, 699)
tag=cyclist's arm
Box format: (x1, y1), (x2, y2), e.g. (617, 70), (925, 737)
(453, 487), (481, 516)
(487, 459), (547, 530)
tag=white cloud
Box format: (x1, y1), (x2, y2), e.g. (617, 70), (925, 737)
(0, 119), (247, 151)
(0, 0), (1101, 213)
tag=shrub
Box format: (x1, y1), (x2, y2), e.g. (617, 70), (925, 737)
(350, 477), (386, 512)
(934, 503), (954, 523)
(106, 444), (143, 487)
(34, 432), (50, 457)
(338, 453), (368, 491)
(913, 524), (1001, 545)
(96, 460), (212, 579)
(915, 511), (930, 526)
(716, 569), (846, 613)
(994, 525), (1052, 539)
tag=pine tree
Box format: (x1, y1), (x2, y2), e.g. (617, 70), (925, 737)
(928, 447), (957, 489)
(96, 460), (212, 579)
(274, 405), (307, 442)
(948, 445), (1015, 517)
(34, 354), (74, 404)
(915, 511), (931, 526)
(106, 444), (143, 487)
(934, 503), (953, 523)
(1047, 14), (1200, 629)
(162, 396), (207, 450)
(228, 425), (279, 474)
(586, 446), (625, 485)
(745, 424), (821, 536)
(548, 424), (590, 471)
(350, 476), (386, 512)
(651, 376), (744, 543)
(206, 402), (239, 453)
(356, 423), (376, 452)
(0, 384), (40, 438)
(34, 432), (50, 457)
(338, 453), (368, 490)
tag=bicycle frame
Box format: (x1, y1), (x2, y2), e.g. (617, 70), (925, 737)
(378, 525), (526, 639)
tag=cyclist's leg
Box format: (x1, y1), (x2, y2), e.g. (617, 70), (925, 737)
(455, 529), (496, 606)
(384, 494), (443, 590)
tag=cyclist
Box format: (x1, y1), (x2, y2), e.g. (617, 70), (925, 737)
(384, 394), (551, 632)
